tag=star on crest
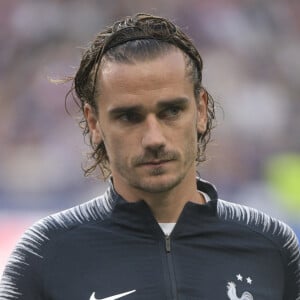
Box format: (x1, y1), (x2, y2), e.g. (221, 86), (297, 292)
(236, 274), (243, 281)
(246, 277), (252, 284)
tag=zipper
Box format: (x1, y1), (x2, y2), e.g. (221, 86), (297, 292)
(165, 235), (171, 252)
(164, 235), (178, 299)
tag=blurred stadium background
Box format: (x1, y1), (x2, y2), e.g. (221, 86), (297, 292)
(1, 0), (300, 276)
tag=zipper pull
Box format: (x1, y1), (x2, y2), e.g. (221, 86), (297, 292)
(165, 235), (171, 252)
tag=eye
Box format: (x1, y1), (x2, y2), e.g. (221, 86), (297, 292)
(160, 106), (182, 119)
(118, 111), (143, 123)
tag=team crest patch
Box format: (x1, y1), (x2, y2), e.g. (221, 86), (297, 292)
(227, 274), (254, 300)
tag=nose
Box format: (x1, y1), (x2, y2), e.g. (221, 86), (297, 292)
(141, 115), (166, 150)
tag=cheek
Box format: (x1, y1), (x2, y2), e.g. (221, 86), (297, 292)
(103, 133), (133, 163)
(181, 121), (199, 153)
(180, 118), (198, 141)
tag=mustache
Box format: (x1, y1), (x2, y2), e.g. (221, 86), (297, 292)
(132, 150), (179, 166)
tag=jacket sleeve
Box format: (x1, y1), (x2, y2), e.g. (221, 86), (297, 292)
(282, 226), (300, 300)
(0, 222), (48, 300)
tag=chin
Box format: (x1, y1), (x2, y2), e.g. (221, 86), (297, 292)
(133, 173), (183, 194)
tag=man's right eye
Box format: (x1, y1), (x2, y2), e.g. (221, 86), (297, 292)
(118, 112), (142, 123)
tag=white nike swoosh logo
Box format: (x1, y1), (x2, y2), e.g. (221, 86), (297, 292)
(89, 290), (136, 300)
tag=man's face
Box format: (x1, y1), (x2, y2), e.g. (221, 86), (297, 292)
(85, 49), (207, 196)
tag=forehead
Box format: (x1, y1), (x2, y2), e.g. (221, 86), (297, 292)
(97, 49), (193, 104)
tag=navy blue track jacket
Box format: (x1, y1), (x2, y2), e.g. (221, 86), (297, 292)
(0, 178), (300, 299)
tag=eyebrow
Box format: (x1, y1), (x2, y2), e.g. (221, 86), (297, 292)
(108, 97), (190, 116)
(157, 97), (190, 109)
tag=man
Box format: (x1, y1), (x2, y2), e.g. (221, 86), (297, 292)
(1, 13), (299, 300)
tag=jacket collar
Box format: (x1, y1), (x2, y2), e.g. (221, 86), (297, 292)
(102, 177), (219, 237)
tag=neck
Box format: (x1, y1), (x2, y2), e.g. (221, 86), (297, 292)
(113, 171), (205, 223)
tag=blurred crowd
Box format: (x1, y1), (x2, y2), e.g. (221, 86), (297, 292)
(0, 0), (299, 233)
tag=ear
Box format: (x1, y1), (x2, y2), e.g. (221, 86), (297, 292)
(84, 103), (102, 145)
(196, 88), (208, 134)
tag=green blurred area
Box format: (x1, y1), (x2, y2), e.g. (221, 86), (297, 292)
(265, 153), (300, 216)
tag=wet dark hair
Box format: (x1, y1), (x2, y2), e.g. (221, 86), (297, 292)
(66, 13), (216, 179)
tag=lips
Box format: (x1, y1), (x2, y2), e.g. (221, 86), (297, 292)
(140, 159), (173, 166)
(133, 152), (178, 167)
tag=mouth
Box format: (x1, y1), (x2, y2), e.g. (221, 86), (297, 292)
(139, 159), (173, 166)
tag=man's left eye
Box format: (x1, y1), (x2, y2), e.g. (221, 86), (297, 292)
(162, 107), (181, 118)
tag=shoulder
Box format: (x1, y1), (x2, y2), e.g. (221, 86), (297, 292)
(0, 194), (114, 299)
(216, 199), (299, 252)
(15, 193), (114, 257)
(216, 199), (300, 287)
